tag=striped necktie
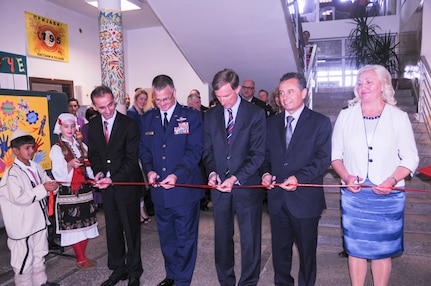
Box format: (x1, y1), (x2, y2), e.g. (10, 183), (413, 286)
(226, 108), (234, 144)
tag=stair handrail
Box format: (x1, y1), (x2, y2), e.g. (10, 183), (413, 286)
(305, 44), (318, 110)
(419, 56), (431, 140)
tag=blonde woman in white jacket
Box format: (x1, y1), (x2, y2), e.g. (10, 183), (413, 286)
(331, 65), (419, 286)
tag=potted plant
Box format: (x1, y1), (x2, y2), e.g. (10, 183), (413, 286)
(348, 16), (400, 86)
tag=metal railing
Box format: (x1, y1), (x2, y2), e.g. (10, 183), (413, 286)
(419, 56), (431, 139)
(305, 44), (318, 109)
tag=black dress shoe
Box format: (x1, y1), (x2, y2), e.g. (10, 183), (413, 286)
(128, 277), (140, 286)
(157, 278), (175, 286)
(101, 272), (128, 286)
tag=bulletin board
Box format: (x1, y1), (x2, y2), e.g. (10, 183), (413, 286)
(0, 89), (68, 176)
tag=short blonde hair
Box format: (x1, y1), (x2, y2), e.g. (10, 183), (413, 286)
(349, 64), (396, 106)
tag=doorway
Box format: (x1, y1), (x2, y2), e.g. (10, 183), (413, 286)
(29, 77), (74, 99)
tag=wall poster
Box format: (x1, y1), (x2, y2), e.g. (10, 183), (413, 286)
(25, 11), (69, 62)
(0, 94), (51, 176)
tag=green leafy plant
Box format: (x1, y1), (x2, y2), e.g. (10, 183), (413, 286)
(348, 16), (400, 77)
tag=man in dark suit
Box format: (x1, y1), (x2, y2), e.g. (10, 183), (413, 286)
(139, 75), (204, 286)
(203, 69), (266, 286)
(88, 85), (142, 286)
(261, 72), (332, 286)
(241, 79), (275, 117)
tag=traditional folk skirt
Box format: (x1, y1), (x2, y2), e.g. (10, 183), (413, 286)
(55, 184), (97, 234)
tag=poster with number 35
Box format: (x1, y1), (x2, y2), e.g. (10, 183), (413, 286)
(25, 11), (69, 62)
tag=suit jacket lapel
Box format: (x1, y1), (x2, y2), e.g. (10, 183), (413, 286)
(214, 105), (228, 148)
(230, 102), (245, 145)
(277, 114), (286, 153)
(289, 107), (310, 149)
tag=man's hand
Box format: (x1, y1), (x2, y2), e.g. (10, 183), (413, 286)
(208, 172), (221, 187)
(279, 175), (298, 191)
(147, 171), (160, 186)
(160, 174), (177, 189)
(93, 177), (112, 189)
(216, 176), (237, 193)
(262, 173), (276, 189)
(44, 181), (58, 192)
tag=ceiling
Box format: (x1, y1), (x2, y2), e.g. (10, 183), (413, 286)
(47, 0), (299, 94)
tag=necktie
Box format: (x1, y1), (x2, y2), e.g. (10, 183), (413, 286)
(163, 112), (168, 131)
(226, 108), (234, 144)
(104, 121), (109, 143)
(285, 116), (294, 149)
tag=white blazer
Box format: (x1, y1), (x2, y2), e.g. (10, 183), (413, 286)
(332, 103), (419, 186)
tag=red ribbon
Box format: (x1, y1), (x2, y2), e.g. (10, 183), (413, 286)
(56, 179), (431, 194)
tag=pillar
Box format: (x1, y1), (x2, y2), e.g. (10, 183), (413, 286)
(98, 0), (126, 114)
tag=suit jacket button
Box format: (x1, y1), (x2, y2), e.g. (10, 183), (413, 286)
(283, 162), (288, 166)
(162, 144), (166, 148)
(162, 168), (166, 171)
(227, 156), (230, 160)
(107, 160), (111, 164)
(162, 156), (166, 160)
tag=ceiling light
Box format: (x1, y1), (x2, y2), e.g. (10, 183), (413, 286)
(85, 0), (142, 12)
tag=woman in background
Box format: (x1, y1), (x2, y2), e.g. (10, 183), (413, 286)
(127, 88), (152, 223)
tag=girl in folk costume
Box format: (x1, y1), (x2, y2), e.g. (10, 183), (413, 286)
(49, 113), (99, 269)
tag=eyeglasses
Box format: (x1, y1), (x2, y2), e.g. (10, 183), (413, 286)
(242, 86), (255, 90)
(154, 93), (174, 104)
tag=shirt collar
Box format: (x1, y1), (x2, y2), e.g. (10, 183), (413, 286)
(159, 102), (177, 121)
(102, 110), (117, 125)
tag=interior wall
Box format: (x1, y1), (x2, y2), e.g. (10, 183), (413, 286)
(0, 0), (101, 106)
(124, 27), (209, 107)
(0, 0), (208, 107)
(421, 1), (431, 61)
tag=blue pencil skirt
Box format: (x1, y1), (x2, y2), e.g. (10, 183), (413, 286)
(341, 178), (405, 259)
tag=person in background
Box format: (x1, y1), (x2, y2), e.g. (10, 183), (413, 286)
(80, 107), (99, 146)
(261, 72), (332, 286)
(203, 69), (266, 286)
(80, 107), (103, 210)
(88, 85), (143, 286)
(49, 113), (99, 269)
(68, 98), (85, 131)
(126, 88), (152, 224)
(140, 75), (204, 286)
(188, 89), (209, 111)
(125, 93), (131, 109)
(269, 87), (284, 114)
(127, 88), (148, 121)
(240, 79), (274, 117)
(0, 130), (59, 286)
(331, 65), (419, 286)
(209, 97), (220, 108)
(258, 89), (269, 104)
(187, 92), (211, 211)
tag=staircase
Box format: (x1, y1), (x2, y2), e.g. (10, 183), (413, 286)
(313, 86), (431, 257)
